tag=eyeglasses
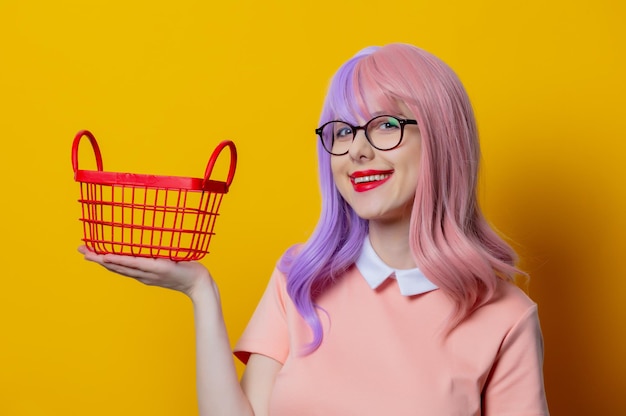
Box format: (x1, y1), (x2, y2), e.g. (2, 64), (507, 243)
(315, 115), (418, 156)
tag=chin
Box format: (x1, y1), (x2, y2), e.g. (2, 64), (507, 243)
(353, 209), (396, 222)
(351, 204), (413, 224)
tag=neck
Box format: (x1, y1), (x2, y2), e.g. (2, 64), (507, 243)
(367, 218), (416, 269)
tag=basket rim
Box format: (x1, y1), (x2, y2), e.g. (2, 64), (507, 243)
(75, 169), (229, 193)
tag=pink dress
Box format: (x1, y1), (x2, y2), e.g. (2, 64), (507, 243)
(235, 251), (549, 416)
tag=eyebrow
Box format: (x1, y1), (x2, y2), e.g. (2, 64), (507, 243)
(369, 111), (409, 119)
(332, 112), (410, 125)
(370, 111), (390, 117)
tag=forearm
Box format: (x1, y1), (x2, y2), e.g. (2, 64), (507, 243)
(190, 279), (253, 416)
(77, 248), (253, 414)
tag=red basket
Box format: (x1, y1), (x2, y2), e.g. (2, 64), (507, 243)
(72, 130), (237, 261)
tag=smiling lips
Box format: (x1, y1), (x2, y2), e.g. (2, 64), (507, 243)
(349, 170), (393, 192)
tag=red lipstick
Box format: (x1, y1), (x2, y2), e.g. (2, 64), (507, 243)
(349, 170), (393, 192)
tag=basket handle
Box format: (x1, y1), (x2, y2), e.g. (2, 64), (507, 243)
(203, 140), (237, 190)
(72, 130), (103, 178)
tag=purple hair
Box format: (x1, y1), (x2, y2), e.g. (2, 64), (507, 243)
(278, 44), (520, 352)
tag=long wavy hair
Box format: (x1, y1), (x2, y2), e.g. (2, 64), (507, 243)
(278, 43), (521, 352)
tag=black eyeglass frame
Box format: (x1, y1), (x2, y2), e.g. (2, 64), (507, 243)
(315, 115), (418, 156)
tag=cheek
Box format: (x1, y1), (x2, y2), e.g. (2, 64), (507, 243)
(405, 145), (422, 184)
(329, 158), (351, 198)
(395, 157), (421, 199)
(330, 158), (342, 184)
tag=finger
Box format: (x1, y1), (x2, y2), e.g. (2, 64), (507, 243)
(78, 247), (156, 270)
(101, 254), (173, 273)
(80, 248), (108, 264)
(102, 263), (186, 290)
(100, 262), (161, 281)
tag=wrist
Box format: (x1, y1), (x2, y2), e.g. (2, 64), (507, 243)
(188, 270), (221, 305)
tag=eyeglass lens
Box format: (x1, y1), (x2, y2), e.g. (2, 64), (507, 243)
(320, 115), (404, 155)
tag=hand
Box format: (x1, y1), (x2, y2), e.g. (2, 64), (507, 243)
(77, 246), (215, 299)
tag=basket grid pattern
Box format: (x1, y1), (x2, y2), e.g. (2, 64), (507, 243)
(79, 183), (224, 260)
(72, 130), (236, 261)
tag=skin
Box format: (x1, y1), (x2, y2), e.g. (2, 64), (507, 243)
(77, 247), (281, 416)
(331, 102), (422, 269)
(77, 102), (422, 415)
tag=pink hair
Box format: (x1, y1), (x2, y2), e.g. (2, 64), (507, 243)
(355, 44), (521, 325)
(280, 44), (522, 351)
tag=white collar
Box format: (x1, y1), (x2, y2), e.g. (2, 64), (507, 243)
(355, 237), (438, 296)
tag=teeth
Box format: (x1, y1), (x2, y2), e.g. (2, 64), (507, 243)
(353, 174), (390, 184)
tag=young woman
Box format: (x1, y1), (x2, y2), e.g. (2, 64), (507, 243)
(79, 43), (549, 415)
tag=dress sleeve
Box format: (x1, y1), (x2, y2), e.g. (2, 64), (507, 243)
(233, 267), (291, 365)
(482, 305), (550, 415)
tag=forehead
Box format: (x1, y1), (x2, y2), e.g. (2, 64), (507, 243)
(324, 54), (415, 125)
(356, 101), (414, 124)
(332, 95), (408, 124)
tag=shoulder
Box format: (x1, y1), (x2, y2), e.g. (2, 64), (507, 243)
(283, 243), (306, 257)
(276, 243), (306, 272)
(444, 280), (544, 375)
(457, 279), (540, 340)
(489, 278), (537, 313)
(477, 282), (549, 414)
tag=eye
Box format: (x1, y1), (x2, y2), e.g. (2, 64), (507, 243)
(334, 124), (353, 140)
(372, 117), (401, 132)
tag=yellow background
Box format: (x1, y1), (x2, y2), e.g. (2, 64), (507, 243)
(1, 0), (624, 414)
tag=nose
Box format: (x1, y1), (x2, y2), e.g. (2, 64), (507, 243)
(347, 128), (375, 161)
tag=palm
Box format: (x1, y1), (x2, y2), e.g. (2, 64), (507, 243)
(78, 246), (211, 296)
